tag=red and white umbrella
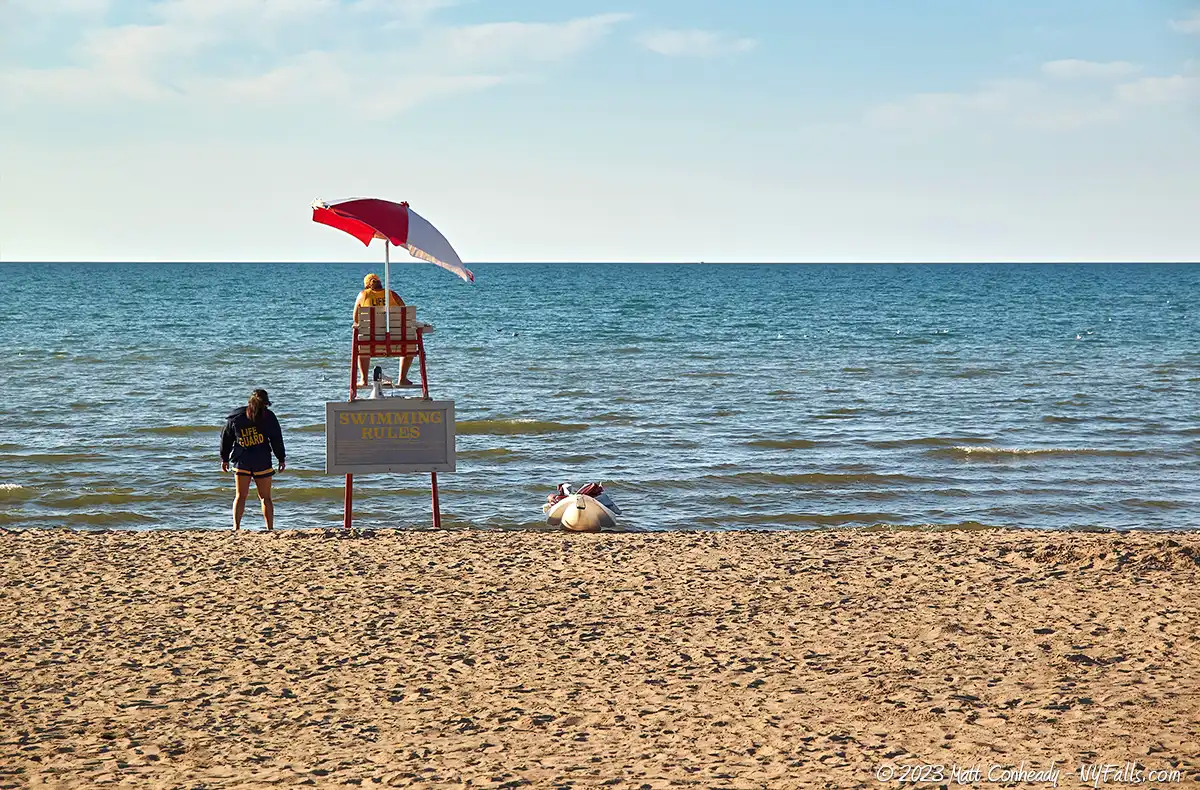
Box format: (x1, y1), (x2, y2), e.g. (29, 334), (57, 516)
(312, 197), (475, 285)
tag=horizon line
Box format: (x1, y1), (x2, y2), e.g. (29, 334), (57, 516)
(2, 260), (1198, 266)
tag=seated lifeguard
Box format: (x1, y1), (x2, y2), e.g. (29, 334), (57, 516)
(353, 273), (414, 386)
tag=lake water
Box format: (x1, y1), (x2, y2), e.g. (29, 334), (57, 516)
(1, 262), (1197, 531)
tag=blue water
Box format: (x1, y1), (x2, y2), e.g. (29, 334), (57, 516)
(1, 262), (1197, 531)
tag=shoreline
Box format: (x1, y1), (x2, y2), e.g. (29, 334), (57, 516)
(2, 529), (1197, 788)
(6, 522), (1200, 534)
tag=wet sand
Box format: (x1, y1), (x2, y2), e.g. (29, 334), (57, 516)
(1, 528), (1197, 789)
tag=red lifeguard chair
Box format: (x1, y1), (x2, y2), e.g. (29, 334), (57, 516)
(344, 302), (442, 529)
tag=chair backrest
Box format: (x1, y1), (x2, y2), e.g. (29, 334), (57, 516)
(356, 305), (416, 341)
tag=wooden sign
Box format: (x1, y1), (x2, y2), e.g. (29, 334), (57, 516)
(326, 400), (455, 475)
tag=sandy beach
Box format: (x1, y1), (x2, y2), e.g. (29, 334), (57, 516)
(1, 528), (1197, 789)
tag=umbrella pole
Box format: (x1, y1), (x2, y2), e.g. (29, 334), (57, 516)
(345, 329), (358, 530)
(384, 240), (391, 335)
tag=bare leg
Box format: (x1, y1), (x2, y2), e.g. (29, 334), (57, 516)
(358, 356), (371, 386)
(232, 473), (251, 530)
(400, 356), (414, 385)
(254, 474), (274, 530)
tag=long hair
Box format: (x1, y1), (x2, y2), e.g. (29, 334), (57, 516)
(246, 389), (270, 423)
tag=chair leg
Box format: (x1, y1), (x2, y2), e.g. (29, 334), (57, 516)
(431, 472), (441, 529)
(350, 329), (360, 401)
(417, 333), (430, 399)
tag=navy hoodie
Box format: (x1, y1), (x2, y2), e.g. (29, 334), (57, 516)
(220, 407), (285, 470)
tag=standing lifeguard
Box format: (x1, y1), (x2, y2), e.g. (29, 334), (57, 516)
(353, 273), (413, 387)
(220, 389), (286, 531)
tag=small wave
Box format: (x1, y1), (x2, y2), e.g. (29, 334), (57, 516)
(860, 521), (1003, 532)
(682, 371), (736, 378)
(615, 347), (643, 354)
(1042, 416), (1087, 424)
(590, 412), (635, 424)
(928, 446), (1151, 460)
(841, 367), (870, 374)
(1120, 499), (1188, 511)
(275, 486), (346, 503)
(932, 488), (974, 498)
(456, 419), (588, 436)
(952, 368), (1004, 379)
(459, 448), (516, 459)
(330, 487), (430, 499)
(62, 511), (158, 526)
(558, 454), (599, 464)
(551, 390), (590, 398)
(53, 492), (159, 507)
(867, 437), (993, 449)
(136, 425), (217, 436)
(692, 512), (901, 528)
(0, 484), (34, 503)
(175, 488), (230, 503)
(702, 471), (933, 487)
(282, 468), (331, 479)
(767, 390), (794, 397)
(294, 424), (327, 434)
(746, 439), (819, 450)
(0, 453), (97, 464)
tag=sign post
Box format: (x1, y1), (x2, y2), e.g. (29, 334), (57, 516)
(326, 399), (455, 527)
(326, 400), (456, 475)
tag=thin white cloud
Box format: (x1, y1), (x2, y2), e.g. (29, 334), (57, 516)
(868, 78), (1123, 131)
(1041, 59), (1141, 79)
(871, 54), (1197, 130)
(637, 29), (757, 57)
(1169, 10), (1200, 33)
(185, 51), (506, 116)
(152, 0), (318, 24)
(435, 13), (633, 65)
(0, 65), (172, 102)
(80, 24), (211, 70)
(3, 0), (109, 13)
(0, 6), (629, 114)
(355, 0), (461, 17)
(1116, 74), (1200, 104)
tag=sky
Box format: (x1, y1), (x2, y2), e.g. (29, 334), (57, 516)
(0, 0), (1197, 263)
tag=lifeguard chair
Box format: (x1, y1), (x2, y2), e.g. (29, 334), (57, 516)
(350, 304), (435, 400)
(341, 303), (445, 529)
